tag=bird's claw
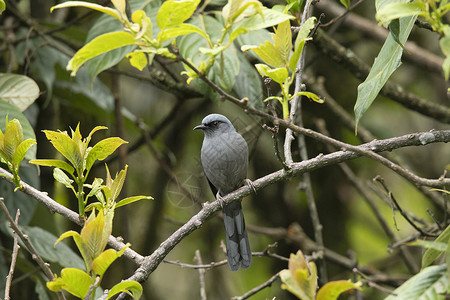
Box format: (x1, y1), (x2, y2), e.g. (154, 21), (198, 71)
(216, 190), (225, 208)
(244, 179), (257, 195)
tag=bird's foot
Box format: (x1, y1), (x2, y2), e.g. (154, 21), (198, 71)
(216, 190), (225, 208)
(244, 179), (257, 195)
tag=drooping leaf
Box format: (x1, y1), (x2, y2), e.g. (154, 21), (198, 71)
(107, 280), (143, 300)
(68, 31), (136, 76)
(51, 1), (122, 21)
(242, 41), (284, 68)
(255, 64), (288, 84)
(115, 195), (153, 208)
(84, 14), (136, 83)
(12, 139), (36, 172)
(53, 167), (74, 190)
(316, 280), (362, 300)
(47, 268), (91, 298)
(354, 15), (416, 133)
(376, 2), (424, 25)
(92, 244), (129, 277)
(0, 74), (40, 112)
(126, 51), (148, 71)
(29, 159), (75, 175)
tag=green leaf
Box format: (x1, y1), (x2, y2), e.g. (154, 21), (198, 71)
(68, 31), (136, 76)
(115, 195), (153, 208)
(0, 0), (5, 15)
(92, 244), (129, 277)
(109, 165), (127, 203)
(12, 139), (36, 172)
(316, 280), (362, 300)
(107, 281), (143, 300)
(47, 268), (92, 298)
(422, 225), (450, 268)
(242, 41), (284, 67)
(385, 264), (447, 300)
(81, 211), (107, 263)
(84, 15), (136, 83)
(0, 102), (36, 161)
(85, 137), (128, 173)
(0, 74), (40, 111)
(354, 15), (416, 133)
(233, 51), (264, 109)
(339, 0), (350, 9)
(290, 91), (323, 103)
(274, 20), (292, 66)
(51, 1), (122, 21)
(29, 159), (75, 175)
(255, 64), (288, 84)
(126, 51), (148, 71)
(55, 231), (88, 271)
(1, 118), (23, 161)
(156, 0), (199, 30)
(53, 167), (74, 190)
(440, 34), (450, 80)
(158, 23), (209, 43)
(289, 17), (315, 72)
(376, 2), (423, 25)
(236, 6), (295, 32)
(42, 130), (83, 172)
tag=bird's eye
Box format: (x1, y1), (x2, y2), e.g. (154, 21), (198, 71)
(212, 121), (219, 126)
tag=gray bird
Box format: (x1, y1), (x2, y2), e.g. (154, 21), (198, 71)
(194, 114), (252, 271)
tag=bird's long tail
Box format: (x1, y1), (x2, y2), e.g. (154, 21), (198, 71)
(222, 201), (252, 271)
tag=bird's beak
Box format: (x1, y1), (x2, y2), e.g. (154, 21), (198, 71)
(194, 124), (206, 130)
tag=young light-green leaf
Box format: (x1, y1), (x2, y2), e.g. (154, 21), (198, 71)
(316, 280), (362, 300)
(115, 195), (153, 208)
(126, 51), (148, 71)
(92, 244), (129, 277)
(68, 31), (136, 76)
(85, 137), (128, 173)
(47, 268), (91, 298)
(156, 0), (199, 30)
(274, 20), (292, 67)
(42, 130), (83, 172)
(255, 64), (288, 84)
(242, 41), (284, 67)
(29, 159), (75, 175)
(12, 139), (36, 171)
(376, 2), (423, 25)
(354, 15), (416, 133)
(53, 168), (74, 190)
(107, 280), (143, 300)
(51, 1), (122, 21)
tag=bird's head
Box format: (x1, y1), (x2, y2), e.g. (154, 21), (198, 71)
(194, 114), (236, 136)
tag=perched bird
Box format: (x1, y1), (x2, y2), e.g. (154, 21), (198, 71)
(194, 114), (252, 271)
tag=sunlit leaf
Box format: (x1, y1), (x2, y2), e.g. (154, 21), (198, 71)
(92, 244), (129, 277)
(126, 51), (148, 71)
(47, 268), (91, 298)
(115, 195), (153, 208)
(29, 159), (75, 175)
(85, 137), (128, 173)
(68, 31), (136, 76)
(316, 280), (362, 300)
(255, 64), (288, 84)
(107, 280), (143, 300)
(42, 130), (83, 172)
(51, 1), (122, 21)
(156, 0), (200, 30)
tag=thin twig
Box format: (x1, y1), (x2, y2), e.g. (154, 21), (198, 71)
(194, 250), (207, 300)
(231, 272), (281, 300)
(373, 176), (436, 237)
(4, 209), (20, 300)
(0, 198), (67, 300)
